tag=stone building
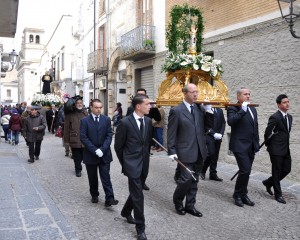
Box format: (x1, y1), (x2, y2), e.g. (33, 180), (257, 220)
(98, 0), (300, 181)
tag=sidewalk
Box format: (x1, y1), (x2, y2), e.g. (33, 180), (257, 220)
(1, 132), (300, 240)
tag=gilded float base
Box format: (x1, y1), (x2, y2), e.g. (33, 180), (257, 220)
(156, 69), (230, 106)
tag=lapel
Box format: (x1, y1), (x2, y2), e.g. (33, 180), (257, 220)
(246, 106), (255, 126)
(181, 103), (194, 123)
(128, 114), (144, 142)
(278, 111), (290, 132)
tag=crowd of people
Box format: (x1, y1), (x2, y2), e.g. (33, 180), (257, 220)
(0, 87), (293, 240)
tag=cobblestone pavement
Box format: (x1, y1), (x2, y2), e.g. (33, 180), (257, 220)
(1, 132), (300, 240)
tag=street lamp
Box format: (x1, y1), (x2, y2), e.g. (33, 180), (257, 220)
(277, 0), (300, 38)
(9, 49), (18, 67)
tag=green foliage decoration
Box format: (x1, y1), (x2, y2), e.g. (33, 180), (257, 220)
(166, 4), (204, 54)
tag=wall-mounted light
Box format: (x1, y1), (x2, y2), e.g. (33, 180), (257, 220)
(277, 0), (300, 38)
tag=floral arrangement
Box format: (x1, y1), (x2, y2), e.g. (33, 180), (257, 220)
(161, 52), (223, 77)
(31, 93), (62, 107)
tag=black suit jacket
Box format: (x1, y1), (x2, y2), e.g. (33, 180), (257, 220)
(227, 105), (259, 153)
(167, 103), (213, 163)
(264, 110), (292, 156)
(114, 114), (153, 179)
(80, 114), (113, 165)
(206, 107), (226, 142)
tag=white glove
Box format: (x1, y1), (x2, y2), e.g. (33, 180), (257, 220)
(213, 133), (222, 140)
(168, 154), (178, 161)
(95, 149), (103, 157)
(203, 104), (213, 114)
(242, 102), (249, 112)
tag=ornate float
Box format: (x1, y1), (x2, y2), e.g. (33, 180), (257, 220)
(156, 4), (230, 107)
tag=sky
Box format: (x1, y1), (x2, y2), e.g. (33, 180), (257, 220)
(1, 0), (79, 52)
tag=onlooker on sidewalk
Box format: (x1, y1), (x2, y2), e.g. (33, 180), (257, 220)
(23, 106), (47, 163)
(58, 94), (71, 157)
(112, 102), (123, 131)
(1, 110), (11, 142)
(9, 109), (22, 145)
(152, 105), (165, 152)
(21, 105), (32, 146)
(64, 96), (88, 177)
(80, 99), (118, 207)
(262, 94), (293, 204)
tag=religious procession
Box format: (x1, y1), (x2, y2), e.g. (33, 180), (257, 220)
(1, 1), (300, 240)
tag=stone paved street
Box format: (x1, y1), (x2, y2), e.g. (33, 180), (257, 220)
(1, 132), (300, 240)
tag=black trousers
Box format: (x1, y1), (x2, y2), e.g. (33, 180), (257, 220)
(28, 141), (42, 160)
(121, 177), (145, 234)
(173, 160), (201, 210)
(233, 151), (255, 198)
(202, 140), (221, 176)
(85, 162), (115, 202)
(71, 148), (83, 173)
(264, 154), (291, 197)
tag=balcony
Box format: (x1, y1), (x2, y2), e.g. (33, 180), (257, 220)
(120, 25), (155, 61)
(87, 49), (108, 73)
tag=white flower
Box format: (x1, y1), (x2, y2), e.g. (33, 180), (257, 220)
(193, 63), (199, 70)
(201, 62), (211, 72)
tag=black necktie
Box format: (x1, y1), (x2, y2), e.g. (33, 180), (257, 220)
(190, 105), (195, 121)
(139, 118), (144, 137)
(284, 115), (289, 130)
(95, 116), (99, 122)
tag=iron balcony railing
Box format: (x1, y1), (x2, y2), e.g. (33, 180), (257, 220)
(120, 25), (155, 58)
(87, 49), (107, 73)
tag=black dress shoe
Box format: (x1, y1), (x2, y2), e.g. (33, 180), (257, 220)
(76, 171), (81, 177)
(91, 197), (99, 203)
(137, 232), (147, 240)
(185, 207), (203, 217)
(105, 199), (119, 207)
(175, 205), (186, 215)
(121, 213), (136, 224)
(234, 197), (244, 207)
(200, 172), (206, 180)
(262, 180), (273, 196)
(275, 196), (286, 204)
(241, 196), (255, 206)
(28, 159), (34, 163)
(35, 156), (39, 160)
(142, 184), (150, 191)
(209, 175), (223, 182)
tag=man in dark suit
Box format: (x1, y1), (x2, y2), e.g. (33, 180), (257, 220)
(200, 107), (226, 181)
(80, 99), (118, 207)
(115, 95), (152, 240)
(126, 88), (160, 191)
(46, 104), (58, 133)
(168, 83), (213, 217)
(262, 94), (292, 204)
(227, 87), (259, 207)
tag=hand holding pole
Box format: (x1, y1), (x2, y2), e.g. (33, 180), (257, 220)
(152, 138), (196, 181)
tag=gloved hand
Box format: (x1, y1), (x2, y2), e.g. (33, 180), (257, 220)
(168, 154), (178, 161)
(242, 101), (249, 112)
(213, 133), (222, 140)
(95, 149), (103, 157)
(202, 104), (212, 112)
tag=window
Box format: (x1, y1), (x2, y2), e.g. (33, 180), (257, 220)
(36, 35), (40, 44)
(6, 89), (11, 98)
(29, 35), (33, 43)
